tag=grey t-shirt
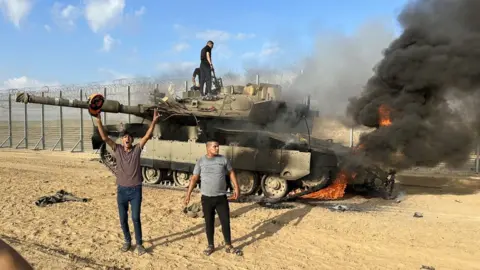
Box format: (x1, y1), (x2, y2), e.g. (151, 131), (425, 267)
(193, 154), (233, 197)
(113, 143), (143, 187)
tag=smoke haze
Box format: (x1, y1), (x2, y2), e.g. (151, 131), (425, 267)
(346, 0), (480, 171)
(288, 20), (396, 120)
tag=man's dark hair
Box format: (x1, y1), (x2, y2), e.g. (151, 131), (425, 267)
(206, 140), (219, 147)
(207, 40), (214, 45)
(120, 130), (133, 139)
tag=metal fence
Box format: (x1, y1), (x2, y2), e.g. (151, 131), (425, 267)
(0, 75), (479, 175)
(0, 77), (190, 152)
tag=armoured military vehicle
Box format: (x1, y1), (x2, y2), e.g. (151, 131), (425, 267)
(15, 82), (396, 201)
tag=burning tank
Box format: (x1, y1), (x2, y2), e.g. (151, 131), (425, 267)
(15, 83), (396, 201)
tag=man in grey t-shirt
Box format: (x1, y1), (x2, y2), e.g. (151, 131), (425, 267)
(184, 140), (242, 256)
(95, 109), (159, 255)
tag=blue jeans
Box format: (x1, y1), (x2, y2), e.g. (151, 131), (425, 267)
(117, 185), (143, 245)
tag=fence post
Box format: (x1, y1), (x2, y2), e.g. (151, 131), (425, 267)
(127, 86), (131, 124)
(185, 80), (188, 91)
(80, 89), (84, 151)
(71, 89), (84, 152)
(8, 93), (12, 147)
(256, 74), (260, 84)
(34, 91), (45, 150)
(1, 94), (13, 148)
(476, 139), (479, 174)
(15, 94), (28, 149)
(349, 127), (354, 148)
(103, 87), (107, 124)
(52, 91), (64, 151)
(24, 98), (28, 148)
(41, 92), (45, 149)
(60, 90), (64, 151)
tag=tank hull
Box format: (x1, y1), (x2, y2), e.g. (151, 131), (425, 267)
(93, 123), (339, 198)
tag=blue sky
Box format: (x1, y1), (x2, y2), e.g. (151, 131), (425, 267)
(0, 0), (408, 89)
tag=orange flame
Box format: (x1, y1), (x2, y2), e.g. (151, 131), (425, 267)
(300, 171), (349, 200)
(378, 104), (392, 127)
(352, 143), (365, 154)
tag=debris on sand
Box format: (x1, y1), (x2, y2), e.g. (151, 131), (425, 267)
(257, 201), (296, 210)
(35, 190), (90, 207)
(413, 212), (423, 218)
(183, 202), (203, 218)
(329, 205), (348, 212)
(420, 265), (435, 270)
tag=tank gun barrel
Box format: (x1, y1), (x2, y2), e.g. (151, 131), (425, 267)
(15, 92), (147, 115)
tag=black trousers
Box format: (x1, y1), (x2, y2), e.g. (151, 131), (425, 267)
(199, 62), (212, 96)
(201, 195), (231, 246)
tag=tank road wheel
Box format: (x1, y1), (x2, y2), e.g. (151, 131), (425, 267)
(173, 171), (191, 188)
(234, 170), (260, 196)
(261, 175), (289, 199)
(142, 167), (163, 184)
(100, 143), (116, 168)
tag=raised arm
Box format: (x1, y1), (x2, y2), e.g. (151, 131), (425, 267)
(95, 114), (116, 151)
(139, 108), (160, 149)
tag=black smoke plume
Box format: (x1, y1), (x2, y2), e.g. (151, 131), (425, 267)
(346, 0), (480, 171)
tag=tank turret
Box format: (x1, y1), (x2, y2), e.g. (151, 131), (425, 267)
(16, 83), (310, 128)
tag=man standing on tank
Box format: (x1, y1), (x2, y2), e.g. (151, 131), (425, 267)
(199, 40), (214, 96)
(184, 140), (243, 256)
(95, 108), (160, 256)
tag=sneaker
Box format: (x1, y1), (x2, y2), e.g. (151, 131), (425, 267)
(120, 242), (131, 252)
(137, 244), (147, 256)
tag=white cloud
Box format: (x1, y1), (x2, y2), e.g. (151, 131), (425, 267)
(84, 0), (125, 33)
(134, 6), (145, 17)
(44, 24), (51, 32)
(241, 52), (256, 59)
(156, 61), (197, 75)
(0, 0), (33, 28)
(51, 2), (82, 29)
(172, 42), (190, 53)
(195, 29), (255, 42)
(98, 68), (132, 79)
(242, 42), (282, 60)
(235, 33), (255, 40)
(196, 30), (231, 42)
(1, 76), (59, 90)
(259, 42), (281, 57)
(101, 34), (119, 52)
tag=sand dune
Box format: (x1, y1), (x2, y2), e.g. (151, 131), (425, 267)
(0, 149), (479, 270)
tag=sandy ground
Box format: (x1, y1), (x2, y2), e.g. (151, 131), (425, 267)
(0, 149), (479, 270)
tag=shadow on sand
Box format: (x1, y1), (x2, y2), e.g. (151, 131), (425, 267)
(146, 173), (480, 254)
(146, 202), (259, 252)
(232, 203), (313, 250)
(146, 201), (315, 253)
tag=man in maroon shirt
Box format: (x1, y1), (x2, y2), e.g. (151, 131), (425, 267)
(95, 109), (160, 255)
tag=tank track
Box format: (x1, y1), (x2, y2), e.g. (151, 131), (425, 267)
(98, 143), (202, 193)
